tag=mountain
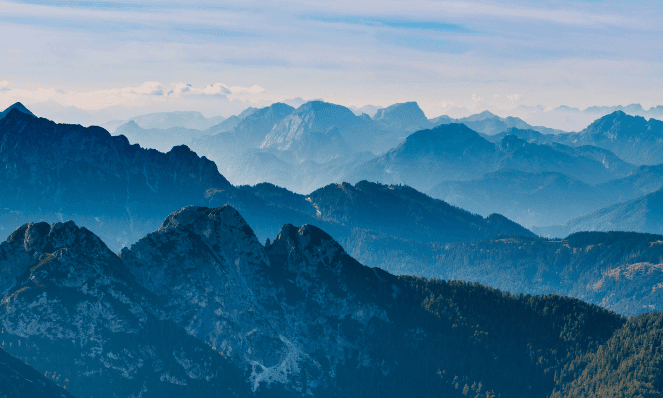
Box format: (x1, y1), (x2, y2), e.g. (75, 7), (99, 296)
(0, 108), (234, 248)
(428, 169), (609, 227)
(101, 111), (225, 134)
(544, 187), (663, 237)
(4, 206), (663, 397)
(488, 128), (636, 177)
(348, 124), (630, 192)
(193, 102), (295, 159)
(433, 110), (567, 136)
(428, 161), (663, 229)
(554, 111), (663, 165)
(348, 104), (382, 117)
(192, 101), (394, 193)
(0, 220), (253, 398)
(0, 102), (34, 119)
(349, 123), (498, 191)
(115, 120), (208, 152)
(486, 127), (557, 144)
(204, 106), (258, 135)
(0, 346), (75, 398)
(372, 101), (432, 134)
(306, 180), (533, 243)
(261, 101), (357, 162)
(0, 107), (541, 281)
(582, 103), (663, 117)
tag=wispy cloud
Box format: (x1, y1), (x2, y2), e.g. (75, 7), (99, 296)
(1, 0), (662, 113)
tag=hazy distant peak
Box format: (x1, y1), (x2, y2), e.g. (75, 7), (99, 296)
(462, 110), (498, 122)
(373, 101), (426, 120)
(119, 119), (141, 129)
(236, 106), (258, 120)
(296, 100), (354, 114)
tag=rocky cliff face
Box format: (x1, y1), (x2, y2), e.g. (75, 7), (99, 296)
(0, 220), (252, 398)
(121, 206), (394, 395)
(2, 206), (663, 397)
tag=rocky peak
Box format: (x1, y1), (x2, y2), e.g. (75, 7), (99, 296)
(6, 221), (113, 259)
(267, 223), (347, 276)
(0, 102), (35, 119)
(157, 205), (266, 262)
(1, 221), (116, 294)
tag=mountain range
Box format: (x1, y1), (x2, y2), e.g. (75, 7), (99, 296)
(2, 99), (663, 397)
(348, 124), (634, 192)
(1, 206), (663, 397)
(0, 104), (531, 271)
(3, 102), (663, 315)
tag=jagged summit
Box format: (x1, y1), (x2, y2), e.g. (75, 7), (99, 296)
(1, 220), (118, 294)
(159, 205), (257, 240)
(269, 223), (345, 261)
(0, 102), (34, 119)
(134, 204), (268, 268)
(6, 220), (112, 258)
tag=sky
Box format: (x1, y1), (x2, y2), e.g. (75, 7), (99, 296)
(0, 0), (662, 119)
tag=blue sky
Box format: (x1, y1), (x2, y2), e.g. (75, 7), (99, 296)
(0, 0), (661, 118)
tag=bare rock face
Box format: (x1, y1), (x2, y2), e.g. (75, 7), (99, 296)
(121, 206), (394, 395)
(0, 220), (252, 398)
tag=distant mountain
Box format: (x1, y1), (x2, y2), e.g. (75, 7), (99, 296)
(429, 161), (663, 228)
(348, 124), (631, 192)
(101, 110), (225, 133)
(204, 106), (258, 135)
(554, 111), (663, 165)
(485, 127), (555, 144)
(543, 187), (663, 237)
(581, 103), (663, 117)
(372, 101), (432, 134)
(115, 120), (208, 152)
(0, 102), (34, 118)
(47, 106), (115, 127)
(348, 104), (382, 117)
(428, 169), (609, 227)
(193, 101), (400, 192)
(4, 206), (662, 397)
(261, 101), (358, 162)
(433, 110), (567, 136)
(349, 123), (499, 191)
(0, 346), (75, 398)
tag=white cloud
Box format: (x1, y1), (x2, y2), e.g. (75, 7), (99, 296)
(507, 94), (522, 101)
(0, 82), (267, 111)
(471, 94), (483, 102)
(121, 82), (165, 96)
